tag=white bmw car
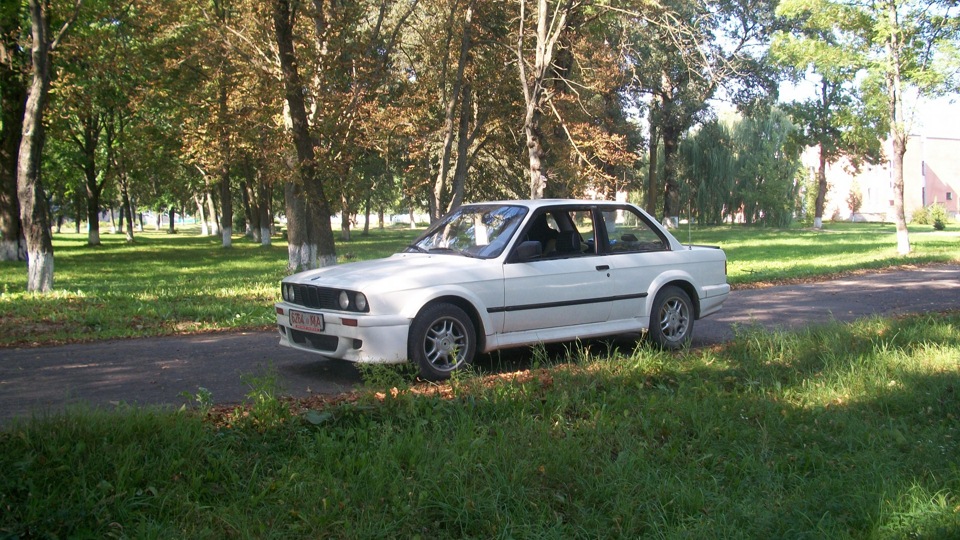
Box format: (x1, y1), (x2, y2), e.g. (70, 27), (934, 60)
(276, 200), (730, 380)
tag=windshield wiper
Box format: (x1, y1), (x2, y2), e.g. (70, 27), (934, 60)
(404, 244), (429, 254)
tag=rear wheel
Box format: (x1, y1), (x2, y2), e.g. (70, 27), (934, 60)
(648, 285), (694, 349)
(409, 303), (476, 380)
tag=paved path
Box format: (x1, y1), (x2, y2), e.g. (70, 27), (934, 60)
(1, 264), (958, 424)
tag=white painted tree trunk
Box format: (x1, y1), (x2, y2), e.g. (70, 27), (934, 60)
(260, 226), (271, 246)
(221, 226), (232, 248)
(26, 250), (53, 292)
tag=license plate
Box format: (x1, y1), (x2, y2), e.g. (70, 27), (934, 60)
(289, 310), (324, 333)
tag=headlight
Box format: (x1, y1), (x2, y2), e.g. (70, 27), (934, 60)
(355, 293), (367, 311)
(281, 283), (289, 301)
(339, 290), (351, 310)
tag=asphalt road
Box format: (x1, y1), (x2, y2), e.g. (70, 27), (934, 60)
(1, 263), (958, 424)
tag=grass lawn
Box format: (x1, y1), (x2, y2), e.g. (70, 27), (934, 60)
(1, 312), (958, 537)
(0, 220), (958, 537)
(0, 220), (957, 347)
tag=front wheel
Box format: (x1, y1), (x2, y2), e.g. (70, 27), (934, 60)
(648, 285), (694, 349)
(409, 303), (476, 380)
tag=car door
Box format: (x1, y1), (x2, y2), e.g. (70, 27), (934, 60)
(500, 208), (613, 333)
(597, 206), (673, 323)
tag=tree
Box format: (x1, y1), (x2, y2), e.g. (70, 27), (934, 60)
(17, 0), (81, 292)
(0, 1), (27, 261)
(272, 0), (418, 270)
(773, 0), (884, 229)
(868, 0), (959, 254)
(272, 0), (337, 271)
(730, 109), (802, 227)
(516, 0), (580, 199)
(620, 0), (779, 226)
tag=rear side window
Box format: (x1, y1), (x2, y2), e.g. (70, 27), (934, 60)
(601, 208), (668, 253)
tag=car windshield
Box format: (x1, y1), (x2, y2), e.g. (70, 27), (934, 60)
(406, 204), (528, 259)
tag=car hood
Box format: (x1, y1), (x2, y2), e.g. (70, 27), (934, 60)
(285, 253), (497, 293)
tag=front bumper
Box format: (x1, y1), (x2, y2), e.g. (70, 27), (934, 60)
(275, 303), (411, 364)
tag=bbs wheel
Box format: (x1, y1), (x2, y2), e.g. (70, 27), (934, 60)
(648, 285), (694, 349)
(409, 303), (476, 381)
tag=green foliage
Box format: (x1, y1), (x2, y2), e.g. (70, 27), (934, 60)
(731, 109), (802, 227)
(237, 366), (291, 430)
(930, 204), (949, 231)
(1, 312), (958, 537)
(678, 109), (802, 226)
(180, 386), (214, 415)
(914, 204), (950, 230)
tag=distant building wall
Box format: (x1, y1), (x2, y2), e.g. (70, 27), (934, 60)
(803, 134), (959, 221)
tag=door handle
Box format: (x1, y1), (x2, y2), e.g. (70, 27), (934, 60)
(596, 265), (610, 271)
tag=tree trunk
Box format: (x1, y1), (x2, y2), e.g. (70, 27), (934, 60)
(242, 175), (257, 241)
(517, 0), (574, 200)
(524, 103), (547, 199)
(217, 72), (232, 248)
(340, 195), (351, 242)
(77, 111), (107, 246)
(433, 2), (473, 219)
(167, 206), (176, 234)
(646, 119), (659, 215)
(362, 186), (372, 236)
(0, 31), (25, 262)
(274, 0), (336, 271)
(17, 0), (59, 292)
(884, 0), (910, 255)
(205, 189), (219, 236)
(120, 177), (134, 243)
(194, 193), (208, 236)
(814, 143), (828, 229)
(257, 172), (271, 246)
(448, 83), (473, 213)
(283, 180), (327, 272)
(660, 125), (681, 228)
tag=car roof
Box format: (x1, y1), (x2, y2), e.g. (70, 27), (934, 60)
(465, 199), (630, 210)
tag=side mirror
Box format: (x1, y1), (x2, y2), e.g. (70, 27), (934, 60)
(515, 240), (542, 262)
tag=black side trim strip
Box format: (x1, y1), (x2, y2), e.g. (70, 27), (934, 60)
(488, 292), (648, 314)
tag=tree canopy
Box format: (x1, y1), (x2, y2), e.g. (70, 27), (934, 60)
(1, 0), (957, 286)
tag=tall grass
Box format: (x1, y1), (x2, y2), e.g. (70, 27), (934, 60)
(1, 312), (958, 537)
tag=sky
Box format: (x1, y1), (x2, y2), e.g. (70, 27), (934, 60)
(913, 95), (960, 139)
(777, 79), (960, 140)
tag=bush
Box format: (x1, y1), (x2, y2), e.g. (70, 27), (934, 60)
(929, 203), (948, 231)
(911, 205), (930, 225)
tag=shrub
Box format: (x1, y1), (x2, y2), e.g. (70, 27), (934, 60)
(929, 203), (948, 231)
(911, 205), (930, 225)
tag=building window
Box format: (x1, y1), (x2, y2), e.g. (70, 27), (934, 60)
(948, 192), (954, 201)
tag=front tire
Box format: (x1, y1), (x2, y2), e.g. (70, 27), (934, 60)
(648, 285), (694, 349)
(409, 303), (476, 380)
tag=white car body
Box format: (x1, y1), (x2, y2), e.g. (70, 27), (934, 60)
(275, 200), (729, 379)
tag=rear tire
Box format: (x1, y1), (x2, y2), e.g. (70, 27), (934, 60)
(648, 285), (694, 349)
(409, 303), (476, 380)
